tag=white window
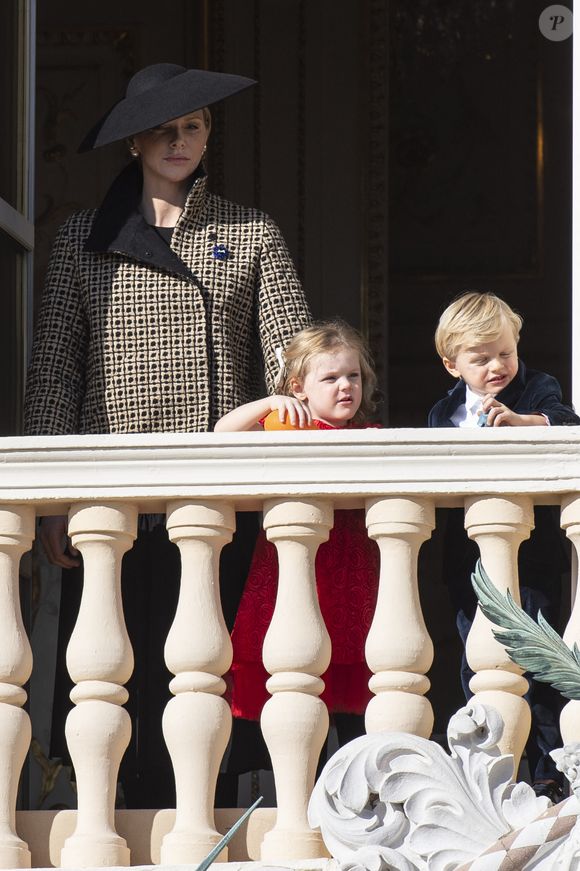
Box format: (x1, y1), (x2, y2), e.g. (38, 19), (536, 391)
(574, 28), (580, 410)
(0, 0), (35, 435)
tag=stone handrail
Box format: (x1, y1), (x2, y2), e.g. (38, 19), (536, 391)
(0, 427), (579, 868)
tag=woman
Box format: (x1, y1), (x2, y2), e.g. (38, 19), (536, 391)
(26, 63), (309, 437)
(24, 62), (311, 807)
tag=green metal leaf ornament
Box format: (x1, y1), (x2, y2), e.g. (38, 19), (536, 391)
(194, 795), (263, 871)
(471, 559), (580, 700)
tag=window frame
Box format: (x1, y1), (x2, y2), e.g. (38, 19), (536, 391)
(0, 0), (36, 431)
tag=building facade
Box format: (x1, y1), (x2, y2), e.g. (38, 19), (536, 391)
(0, 3), (578, 863)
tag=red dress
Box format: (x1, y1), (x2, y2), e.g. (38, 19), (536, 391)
(230, 420), (380, 719)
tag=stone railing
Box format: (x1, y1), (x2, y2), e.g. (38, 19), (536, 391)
(1, 427), (580, 868)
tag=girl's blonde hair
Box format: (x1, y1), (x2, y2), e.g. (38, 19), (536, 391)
(435, 291), (523, 361)
(276, 319), (377, 425)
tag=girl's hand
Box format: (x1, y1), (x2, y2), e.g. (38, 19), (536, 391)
(215, 395), (312, 432)
(39, 515), (81, 568)
(269, 395), (312, 428)
(481, 395), (548, 427)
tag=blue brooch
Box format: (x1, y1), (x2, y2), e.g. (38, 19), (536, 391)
(212, 243), (230, 261)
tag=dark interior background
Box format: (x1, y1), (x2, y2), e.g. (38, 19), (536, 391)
(35, 0), (573, 430)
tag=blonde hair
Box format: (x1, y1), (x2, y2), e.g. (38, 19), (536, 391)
(129, 107), (211, 151)
(435, 291), (523, 361)
(277, 320), (377, 425)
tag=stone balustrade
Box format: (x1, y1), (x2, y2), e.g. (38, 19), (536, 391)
(0, 426), (579, 868)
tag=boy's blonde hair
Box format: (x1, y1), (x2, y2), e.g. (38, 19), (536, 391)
(277, 319), (377, 424)
(435, 291), (523, 361)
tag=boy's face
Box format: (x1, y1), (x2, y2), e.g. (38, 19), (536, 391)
(442, 322), (519, 397)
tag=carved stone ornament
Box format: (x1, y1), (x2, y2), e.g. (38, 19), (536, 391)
(308, 703), (580, 870)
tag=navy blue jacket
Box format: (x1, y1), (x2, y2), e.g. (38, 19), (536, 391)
(428, 360), (580, 428)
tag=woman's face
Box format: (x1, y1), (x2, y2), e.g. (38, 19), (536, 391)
(132, 109), (210, 188)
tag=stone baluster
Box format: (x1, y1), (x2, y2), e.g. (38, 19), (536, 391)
(0, 507), (35, 869)
(463, 496), (533, 766)
(560, 495), (580, 744)
(60, 503), (137, 869)
(260, 499), (333, 862)
(364, 498), (435, 737)
(161, 501), (235, 865)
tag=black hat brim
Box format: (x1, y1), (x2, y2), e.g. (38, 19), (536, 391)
(78, 68), (255, 152)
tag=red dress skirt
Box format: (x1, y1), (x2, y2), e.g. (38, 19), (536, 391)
(230, 421), (380, 719)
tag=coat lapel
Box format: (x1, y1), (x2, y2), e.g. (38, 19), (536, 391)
(84, 162), (207, 284)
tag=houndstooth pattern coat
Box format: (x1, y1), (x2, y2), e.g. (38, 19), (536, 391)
(24, 163), (311, 435)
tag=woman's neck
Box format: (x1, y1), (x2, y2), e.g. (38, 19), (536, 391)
(140, 177), (190, 227)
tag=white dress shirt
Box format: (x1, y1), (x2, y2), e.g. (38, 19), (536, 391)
(450, 382), (550, 427)
(450, 384), (484, 428)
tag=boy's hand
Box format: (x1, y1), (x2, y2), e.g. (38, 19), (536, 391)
(481, 395), (548, 427)
(270, 395), (312, 428)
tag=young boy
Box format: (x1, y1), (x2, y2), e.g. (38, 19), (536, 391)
(429, 290), (580, 802)
(429, 290), (579, 428)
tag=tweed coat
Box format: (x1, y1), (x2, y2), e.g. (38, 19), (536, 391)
(24, 163), (311, 435)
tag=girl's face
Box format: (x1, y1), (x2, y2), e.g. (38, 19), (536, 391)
(132, 109), (210, 190)
(291, 346), (362, 427)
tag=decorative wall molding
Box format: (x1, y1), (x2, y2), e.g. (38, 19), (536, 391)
(309, 703), (576, 871)
(364, 0), (389, 411)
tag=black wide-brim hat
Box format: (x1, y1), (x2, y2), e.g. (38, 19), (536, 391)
(78, 63), (256, 152)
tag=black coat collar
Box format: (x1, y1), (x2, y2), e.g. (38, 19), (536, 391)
(435, 360), (529, 425)
(84, 161), (207, 282)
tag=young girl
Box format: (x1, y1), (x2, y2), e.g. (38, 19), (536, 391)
(215, 320), (380, 741)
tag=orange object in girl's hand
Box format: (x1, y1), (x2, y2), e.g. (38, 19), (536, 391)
(262, 410), (318, 430)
